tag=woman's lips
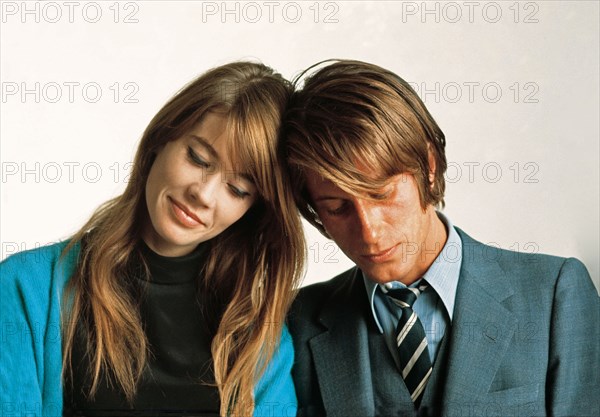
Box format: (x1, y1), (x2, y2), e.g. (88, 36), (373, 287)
(169, 197), (204, 228)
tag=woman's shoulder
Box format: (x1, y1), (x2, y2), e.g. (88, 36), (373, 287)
(1, 240), (76, 271)
(0, 240), (80, 295)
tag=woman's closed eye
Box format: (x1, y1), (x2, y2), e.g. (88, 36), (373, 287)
(228, 183), (251, 200)
(187, 146), (211, 168)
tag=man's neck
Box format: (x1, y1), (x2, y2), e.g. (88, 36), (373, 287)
(402, 208), (448, 286)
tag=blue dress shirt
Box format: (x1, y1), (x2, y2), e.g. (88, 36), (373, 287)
(363, 212), (462, 367)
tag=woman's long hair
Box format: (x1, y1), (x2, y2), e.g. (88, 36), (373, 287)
(62, 62), (305, 416)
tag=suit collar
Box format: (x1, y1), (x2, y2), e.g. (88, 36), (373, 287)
(454, 227), (515, 303)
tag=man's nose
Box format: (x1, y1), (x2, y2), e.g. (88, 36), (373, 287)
(354, 199), (381, 244)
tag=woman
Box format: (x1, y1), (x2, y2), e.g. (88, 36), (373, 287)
(0, 62), (305, 416)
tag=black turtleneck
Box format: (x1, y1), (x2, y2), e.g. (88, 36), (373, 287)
(64, 241), (220, 416)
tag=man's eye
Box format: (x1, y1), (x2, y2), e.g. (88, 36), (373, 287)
(369, 189), (391, 200)
(326, 203), (349, 216)
(187, 147), (210, 168)
(228, 184), (250, 200)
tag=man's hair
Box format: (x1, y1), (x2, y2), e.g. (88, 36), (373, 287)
(283, 59), (447, 236)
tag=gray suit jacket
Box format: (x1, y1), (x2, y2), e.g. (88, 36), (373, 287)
(288, 228), (600, 416)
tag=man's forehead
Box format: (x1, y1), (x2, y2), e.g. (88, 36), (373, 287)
(304, 170), (338, 191)
(303, 170), (348, 201)
(304, 162), (388, 184)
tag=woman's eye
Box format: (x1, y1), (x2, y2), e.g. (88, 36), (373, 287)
(187, 147), (210, 168)
(228, 184), (250, 200)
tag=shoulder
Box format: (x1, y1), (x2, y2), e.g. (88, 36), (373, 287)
(292, 267), (358, 311)
(1, 240), (77, 277)
(0, 240), (79, 303)
(549, 257), (597, 304)
(0, 241), (78, 408)
(297, 267), (358, 298)
(288, 267), (362, 335)
(456, 227), (596, 293)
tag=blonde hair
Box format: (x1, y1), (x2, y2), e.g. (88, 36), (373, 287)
(62, 62), (305, 416)
(283, 59), (447, 236)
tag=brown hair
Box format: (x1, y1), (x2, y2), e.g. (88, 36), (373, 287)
(283, 59), (447, 236)
(62, 61), (305, 416)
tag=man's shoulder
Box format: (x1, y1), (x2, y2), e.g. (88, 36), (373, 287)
(289, 267), (360, 322)
(296, 267), (358, 301)
(456, 227), (593, 290)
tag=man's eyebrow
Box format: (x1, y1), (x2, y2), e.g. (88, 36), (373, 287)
(313, 196), (344, 202)
(189, 135), (220, 162)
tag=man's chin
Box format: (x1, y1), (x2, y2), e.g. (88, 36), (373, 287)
(358, 261), (417, 285)
(358, 263), (399, 285)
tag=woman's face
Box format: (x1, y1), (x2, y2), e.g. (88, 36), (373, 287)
(143, 112), (257, 257)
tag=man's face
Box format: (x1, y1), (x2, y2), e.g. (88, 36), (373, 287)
(305, 171), (446, 285)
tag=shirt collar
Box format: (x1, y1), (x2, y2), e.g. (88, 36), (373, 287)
(363, 211), (463, 332)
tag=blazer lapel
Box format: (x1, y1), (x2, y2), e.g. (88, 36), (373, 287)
(442, 231), (517, 411)
(309, 268), (375, 416)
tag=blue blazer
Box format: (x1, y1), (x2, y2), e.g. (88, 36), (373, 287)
(288, 228), (600, 416)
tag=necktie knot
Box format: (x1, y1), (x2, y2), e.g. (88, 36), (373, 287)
(383, 284), (427, 309)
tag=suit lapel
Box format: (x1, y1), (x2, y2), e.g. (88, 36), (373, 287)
(442, 230), (517, 410)
(309, 268), (375, 416)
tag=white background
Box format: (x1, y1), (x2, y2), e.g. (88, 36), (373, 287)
(1, 1), (598, 292)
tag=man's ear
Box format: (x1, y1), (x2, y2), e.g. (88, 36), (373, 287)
(427, 143), (436, 187)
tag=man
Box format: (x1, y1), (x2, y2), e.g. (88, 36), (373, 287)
(283, 60), (599, 417)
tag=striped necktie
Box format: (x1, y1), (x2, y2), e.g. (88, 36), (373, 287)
(383, 284), (432, 407)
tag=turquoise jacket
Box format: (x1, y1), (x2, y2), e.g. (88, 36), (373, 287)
(0, 242), (297, 417)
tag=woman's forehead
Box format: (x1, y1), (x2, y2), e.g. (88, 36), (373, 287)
(186, 115), (256, 177)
